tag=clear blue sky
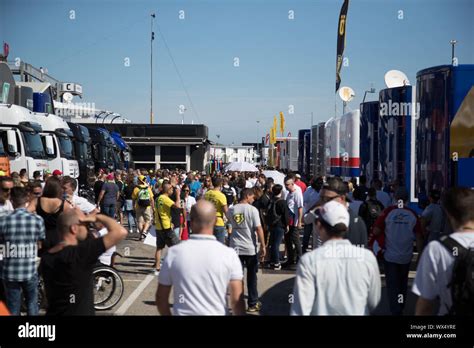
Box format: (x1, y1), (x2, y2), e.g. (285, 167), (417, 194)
(1, 0), (473, 144)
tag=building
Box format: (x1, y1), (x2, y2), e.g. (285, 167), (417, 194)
(210, 145), (258, 164)
(85, 123), (210, 172)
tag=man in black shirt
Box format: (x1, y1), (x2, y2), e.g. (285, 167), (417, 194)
(40, 209), (127, 315)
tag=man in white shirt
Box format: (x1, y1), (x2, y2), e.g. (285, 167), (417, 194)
(412, 187), (474, 315)
(291, 200), (381, 315)
(156, 200), (245, 316)
(0, 176), (14, 218)
(62, 176), (99, 215)
(284, 177), (304, 267)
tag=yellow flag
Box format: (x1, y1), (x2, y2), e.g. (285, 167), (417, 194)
(279, 111), (285, 135)
(273, 115), (277, 133)
(269, 127), (274, 145)
(272, 126), (277, 144)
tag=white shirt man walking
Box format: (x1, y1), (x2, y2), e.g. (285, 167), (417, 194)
(291, 200), (381, 315)
(156, 200), (245, 315)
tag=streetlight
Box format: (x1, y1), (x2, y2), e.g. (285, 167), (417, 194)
(450, 39), (457, 65)
(150, 12), (156, 124)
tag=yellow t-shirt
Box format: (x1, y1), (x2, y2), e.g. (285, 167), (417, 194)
(155, 195), (174, 230)
(204, 189), (228, 227)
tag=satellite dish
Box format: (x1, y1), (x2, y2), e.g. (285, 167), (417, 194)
(339, 86), (355, 102)
(62, 92), (73, 103)
(384, 70), (410, 88)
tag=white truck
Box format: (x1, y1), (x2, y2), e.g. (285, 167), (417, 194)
(18, 81), (79, 178)
(0, 104), (50, 177)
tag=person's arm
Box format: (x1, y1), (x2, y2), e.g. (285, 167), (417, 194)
(367, 253), (382, 312)
(415, 297), (435, 315)
(156, 284), (172, 316)
(79, 213), (127, 250)
(97, 189), (105, 206)
(229, 280), (245, 315)
(256, 225), (266, 261)
(290, 256), (315, 315)
(297, 207), (303, 229)
(172, 187), (181, 208)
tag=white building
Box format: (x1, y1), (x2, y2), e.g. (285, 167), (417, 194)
(210, 145), (258, 164)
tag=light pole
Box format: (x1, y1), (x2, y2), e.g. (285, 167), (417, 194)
(150, 13), (155, 124)
(362, 85), (376, 103)
(256, 120), (260, 165)
(450, 39), (457, 65)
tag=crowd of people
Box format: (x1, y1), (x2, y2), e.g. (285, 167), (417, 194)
(0, 166), (472, 316)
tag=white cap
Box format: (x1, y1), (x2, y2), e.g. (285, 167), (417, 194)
(295, 174), (301, 179)
(317, 200), (350, 228)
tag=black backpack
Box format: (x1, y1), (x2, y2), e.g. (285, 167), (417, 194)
(221, 186), (235, 206)
(440, 236), (474, 315)
(266, 198), (283, 227)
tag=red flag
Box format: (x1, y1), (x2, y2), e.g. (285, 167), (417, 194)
(3, 42), (9, 58)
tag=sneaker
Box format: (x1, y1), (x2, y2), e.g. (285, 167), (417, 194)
(247, 302), (262, 312)
(154, 269), (160, 276)
(273, 263), (282, 271)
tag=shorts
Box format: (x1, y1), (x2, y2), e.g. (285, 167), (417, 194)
(136, 206), (152, 224)
(156, 228), (180, 249)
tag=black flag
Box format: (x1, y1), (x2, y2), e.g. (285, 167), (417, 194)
(335, 0), (349, 93)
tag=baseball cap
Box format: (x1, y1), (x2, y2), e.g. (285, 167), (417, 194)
(44, 169), (52, 175)
(106, 173), (114, 181)
(295, 173), (301, 179)
(316, 200), (350, 228)
(52, 170), (62, 176)
(138, 175), (146, 183)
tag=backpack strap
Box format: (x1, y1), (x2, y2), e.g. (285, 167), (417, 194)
(440, 236), (468, 257)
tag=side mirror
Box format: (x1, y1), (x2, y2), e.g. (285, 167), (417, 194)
(7, 130), (18, 154)
(45, 135), (55, 155)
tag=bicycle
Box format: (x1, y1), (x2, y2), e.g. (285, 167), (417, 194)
(93, 263), (124, 311)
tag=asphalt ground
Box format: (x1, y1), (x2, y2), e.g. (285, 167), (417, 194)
(97, 231), (421, 316)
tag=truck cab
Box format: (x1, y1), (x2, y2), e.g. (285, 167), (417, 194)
(88, 127), (115, 172)
(32, 112), (79, 178)
(68, 122), (95, 186)
(110, 131), (132, 170)
(0, 62), (48, 177)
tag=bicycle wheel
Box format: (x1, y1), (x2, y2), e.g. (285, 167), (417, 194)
(93, 266), (124, 311)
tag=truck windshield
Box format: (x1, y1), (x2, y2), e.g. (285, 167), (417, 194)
(58, 136), (75, 160)
(22, 131), (46, 159)
(77, 141), (92, 161)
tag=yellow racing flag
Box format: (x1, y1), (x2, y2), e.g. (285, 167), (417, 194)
(279, 111), (285, 135)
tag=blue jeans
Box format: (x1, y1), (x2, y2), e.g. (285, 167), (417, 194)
(3, 274), (38, 315)
(269, 225), (285, 265)
(239, 255), (259, 307)
(214, 226), (227, 244)
(384, 260), (410, 315)
(101, 204), (116, 218)
(126, 210), (136, 230)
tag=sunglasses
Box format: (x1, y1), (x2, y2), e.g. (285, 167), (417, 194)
(1, 187), (11, 193)
(184, 190), (190, 192)
(33, 192), (42, 196)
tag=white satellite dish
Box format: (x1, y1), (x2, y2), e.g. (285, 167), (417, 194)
(384, 70), (410, 88)
(62, 92), (73, 103)
(339, 86), (355, 102)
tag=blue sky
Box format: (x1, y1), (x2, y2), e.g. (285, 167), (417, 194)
(1, 0), (473, 144)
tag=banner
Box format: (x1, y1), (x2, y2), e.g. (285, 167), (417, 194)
(335, 0), (349, 93)
(279, 111), (285, 135)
